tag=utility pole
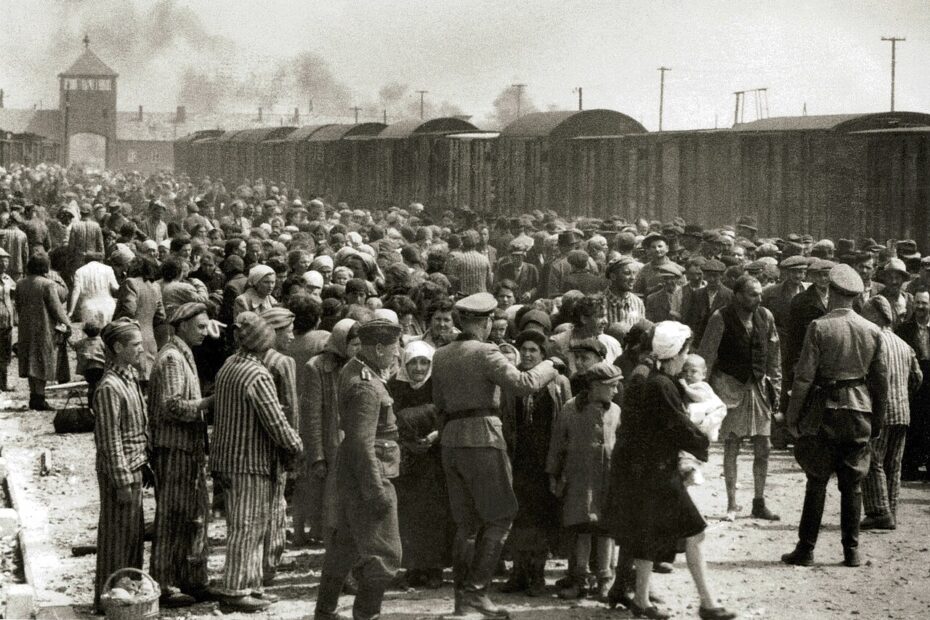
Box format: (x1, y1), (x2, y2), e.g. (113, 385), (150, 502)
(350, 106), (362, 123)
(383, 109), (387, 124)
(733, 91), (744, 125)
(511, 83), (526, 118)
(416, 90), (428, 120)
(574, 87), (583, 111)
(657, 67), (670, 131)
(881, 36), (905, 111)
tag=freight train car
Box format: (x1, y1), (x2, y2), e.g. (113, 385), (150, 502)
(173, 129), (223, 179)
(299, 123), (387, 203)
(562, 112), (930, 245)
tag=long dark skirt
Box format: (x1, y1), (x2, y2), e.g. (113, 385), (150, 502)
(395, 449), (452, 570)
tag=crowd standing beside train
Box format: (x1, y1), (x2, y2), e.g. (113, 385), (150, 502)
(1, 160), (925, 620)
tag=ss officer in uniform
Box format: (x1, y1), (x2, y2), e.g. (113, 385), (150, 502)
(781, 264), (888, 568)
(432, 293), (561, 619)
(314, 318), (403, 620)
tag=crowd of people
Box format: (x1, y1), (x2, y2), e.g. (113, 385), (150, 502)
(1, 160), (927, 619)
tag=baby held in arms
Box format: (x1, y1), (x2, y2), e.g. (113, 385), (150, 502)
(678, 353), (727, 486)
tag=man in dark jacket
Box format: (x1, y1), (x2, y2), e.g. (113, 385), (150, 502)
(682, 258), (731, 345)
(897, 289), (930, 480)
(785, 258), (834, 375)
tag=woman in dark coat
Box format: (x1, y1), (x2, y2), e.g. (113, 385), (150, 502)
(606, 321), (735, 620)
(387, 340), (451, 589)
(15, 254), (71, 410)
(500, 330), (570, 596)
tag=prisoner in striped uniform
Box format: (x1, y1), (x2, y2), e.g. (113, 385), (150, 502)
(92, 318), (148, 614)
(148, 302), (214, 607)
(211, 312), (303, 613)
(259, 307), (298, 583)
(860, 296), (922, 529)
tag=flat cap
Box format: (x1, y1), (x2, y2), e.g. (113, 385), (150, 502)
(807, 258), (836, 272)
(897, 239), (920, 257)
(829, 264), (864, 296)
(582, 361), (623, 385)
(509, 237), (533, 253)
(736, 215), (758, 231)
(702, 231), (723, 244)
(518, 309), (552, 333)
(682, 223), (704, 238)
(455, 292), (498, 318)
(357, 318), (402, 345)
(800, 234), (814, 244)
(260, 307), (296, 330)
(780, 255), (809, 269)
(786, 233), (802, 243)
(169, 302), (208, 325)
(702, 259), (726, 273)
(569, 337), (606, 358)
(745, 260), (765, 273)
(883, 257), (909, 277)
(658, 262), (684, 277)
(606, 255), (636, 275)
(864, 295), (894, 325)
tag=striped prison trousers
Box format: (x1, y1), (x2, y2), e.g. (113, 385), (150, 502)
(862, 424), (908, 519)
(263, 471), (287, 577)
(150, 448), (210, 593)
(218, 473), (273, 597)
(95, 469), (144, 611)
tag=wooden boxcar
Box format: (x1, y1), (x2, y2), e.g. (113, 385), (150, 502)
(173, 129), (223, 179)
(365, 117), (480, 209)
(562, 112), (930, 245)
(231, 127), (295, 184)
(439, 132), (500, 211)
(494, 109), (647, 215)
(272, 125), (333, 192)
(300, 123), (386, 203)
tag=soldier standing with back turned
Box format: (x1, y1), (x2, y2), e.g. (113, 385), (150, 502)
(432, 293), (560, 619)
(781, 264), (888, 568)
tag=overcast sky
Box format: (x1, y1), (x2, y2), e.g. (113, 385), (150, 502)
(1, 0), (928, 129)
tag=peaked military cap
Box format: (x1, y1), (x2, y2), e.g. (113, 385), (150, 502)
(455, 292), (497, 318)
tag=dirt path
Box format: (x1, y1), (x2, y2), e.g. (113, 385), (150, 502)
(2, 374), (929, 619)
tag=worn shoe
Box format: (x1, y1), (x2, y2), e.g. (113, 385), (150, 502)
(219, 595), (270, 613)
(459, 590), (510, 619)
(698, 606), (737, 620)
(843, 548), (861, 567)
(160, 590), (196, 608)
(594, 577), (613, 602)
(860, 514), (896, 530)
(629, 601), (670, 619)
(751, 498), (780, 521)
(253, 591), (279, 603)
(781, 547), (814, 567)
(652, 562), (674, 574)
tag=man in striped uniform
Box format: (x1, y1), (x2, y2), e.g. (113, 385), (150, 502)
(148, 302), (214, 607)
(93, 318), (150, 614)
(212, 312), (303, 612)
(314, 318), (403, 620)
(860, 296), (922, 530)
(259, 307), (298, 585)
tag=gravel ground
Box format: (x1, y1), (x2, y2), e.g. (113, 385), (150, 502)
(2, 367), (930, 619)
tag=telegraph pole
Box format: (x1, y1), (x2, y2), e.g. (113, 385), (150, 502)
(574, 87), (583, 111)
(511, 83), (526, 118)
(350, 106), (362, 123)
(881, 36), (905, 111)
(657, 67), (670, 131)
(416, 90), (428, 119)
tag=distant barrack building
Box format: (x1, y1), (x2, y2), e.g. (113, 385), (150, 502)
(0, 38), (344, 173)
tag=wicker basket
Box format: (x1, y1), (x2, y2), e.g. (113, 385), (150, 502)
(101, 567), (160, 620)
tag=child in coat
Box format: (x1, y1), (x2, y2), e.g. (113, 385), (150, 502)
(547, 361), (622, 600)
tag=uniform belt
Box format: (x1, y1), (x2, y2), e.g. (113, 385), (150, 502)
(444, 408), (498, 423)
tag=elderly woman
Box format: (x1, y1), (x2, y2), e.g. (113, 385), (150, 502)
(500, 329), (571, 597)
(606, 321), (735, 620)
(15, 254), (71, 410)
(295, 319), (360, 545)
(387, 340), (451, 589)
(233, 264), (277, 319)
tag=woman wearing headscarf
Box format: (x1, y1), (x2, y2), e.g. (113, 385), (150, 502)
(387, 340), (451, 589)
(499, 330), (571, 597)
(294, 319), (361, 546)
(233, 264), (277, 319)
(605, 321), (735, 620)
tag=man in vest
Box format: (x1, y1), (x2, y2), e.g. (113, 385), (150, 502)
(699, 275), (782, 522)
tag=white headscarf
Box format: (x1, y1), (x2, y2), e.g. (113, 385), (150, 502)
(396, 340), (435, 390)
(651, 320), (692, 361)
(247, 264), (275, 289)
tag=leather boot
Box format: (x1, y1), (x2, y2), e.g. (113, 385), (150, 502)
(0, 368), (9, 392)
(314, 575), (347, 620)
(461, 537), (509, 619)
(797, 478), (827, 552)
(840, 487), (862, 566)
(352, 582), (386, 620)
(451, 532), (476, 615)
